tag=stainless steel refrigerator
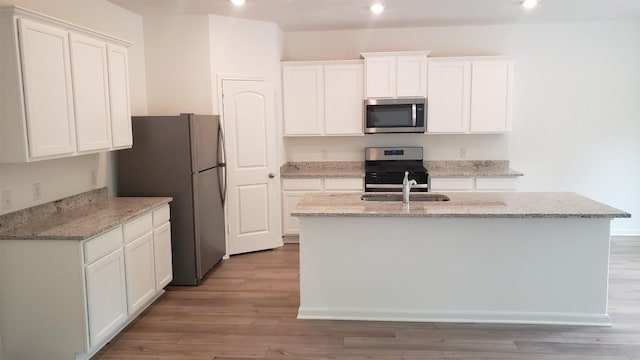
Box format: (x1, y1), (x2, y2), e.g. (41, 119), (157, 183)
(115, 114), (226, 285)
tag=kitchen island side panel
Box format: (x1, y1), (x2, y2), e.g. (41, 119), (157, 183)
(298, 216), (611, 325)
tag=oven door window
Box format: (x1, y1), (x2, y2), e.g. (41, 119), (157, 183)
(366, 105), (413, 128)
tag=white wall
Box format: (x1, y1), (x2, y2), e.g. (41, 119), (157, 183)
(283, 20), (640, 235)
(208, 14), (285, 164)
(144, 15), (214, 115)
(0, 0), (146, 215)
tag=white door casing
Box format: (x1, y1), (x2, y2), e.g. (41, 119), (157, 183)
(222, 80), (282, 255)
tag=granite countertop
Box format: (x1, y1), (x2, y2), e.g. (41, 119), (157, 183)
(280, 161), (522, 178)
(292, 192), (630, 219)
(425, 160), (523, 177)
(0, 194), (172, 241)
(281, 161), (365, 178)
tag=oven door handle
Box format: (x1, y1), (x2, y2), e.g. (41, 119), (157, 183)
(365, 183), (429, 189)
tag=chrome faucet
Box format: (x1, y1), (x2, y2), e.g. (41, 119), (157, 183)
(402, 171), (417, 204)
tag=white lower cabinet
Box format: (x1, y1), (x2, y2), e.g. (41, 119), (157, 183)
(282, 177), (363, 236)
(85, 247), (128, 347)
(124, 232), (156, 315)
(0, 203), (171, 360)
(153, 221), (173, 290)
(430, 176), (518, 192)
(430, 177), (475, 192)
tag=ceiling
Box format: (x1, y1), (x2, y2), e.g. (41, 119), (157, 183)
(108, 0), (640, 31)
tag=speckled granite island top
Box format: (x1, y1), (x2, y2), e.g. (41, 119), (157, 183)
(292, 192), (630, 218)
(0, 194), (172, 241)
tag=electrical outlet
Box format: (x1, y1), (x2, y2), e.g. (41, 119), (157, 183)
(32, 183), (42, 201)
(1, 190), (11, 210)
(460, 147), (467, 159)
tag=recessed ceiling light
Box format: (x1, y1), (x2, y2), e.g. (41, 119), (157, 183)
(230, 0), (245, 6)
(370, 4), (384, 14)
(522, 0), (538, 9)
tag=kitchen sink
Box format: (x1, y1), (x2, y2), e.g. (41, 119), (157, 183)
(361, 193), (451, 202)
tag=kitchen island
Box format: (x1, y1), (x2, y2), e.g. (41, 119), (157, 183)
(292, 192), (630, 326)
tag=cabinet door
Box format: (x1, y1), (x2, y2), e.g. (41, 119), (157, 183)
(396, 55), (427, 97)
(426, 61), (471, 133)
(124, 232), (156, 315)
(283, 65), (323, 135)
(324, 178), (363, 192)
(282, 192), (305, 235)
(364, 56), (395, 98)
(107, 44), (133, 148)
(85, 248), (127, 347)
(324, 64), (363, 135)
(17, 18), (76, 158)
(70, 33), (112, 152)
(470, 61), (514, 133)
(475, 177), (518, 191)
(153, 222), (173, 290)
(430, 177), (474, 192)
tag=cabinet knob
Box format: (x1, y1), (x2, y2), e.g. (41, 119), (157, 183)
(268, 173), (276, 179)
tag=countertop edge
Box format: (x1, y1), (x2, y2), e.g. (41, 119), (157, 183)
(292, 212), (630, 219)
(0, 197), (173, 241)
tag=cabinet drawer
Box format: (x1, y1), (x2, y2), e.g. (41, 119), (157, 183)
(282, 178), (323, 191)
(123, 212), (152, 244)
(84, 227), (123, 264)
(324, 178), (363, 191)
(430, 177), (474, 191)
(153, 204), (170, 227)
(475, 177), (518, 191)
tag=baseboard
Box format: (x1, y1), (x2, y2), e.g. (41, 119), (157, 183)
(282, 235), (299, 244)
(610, 229), (640, 237)
(297, 306), (611, 326)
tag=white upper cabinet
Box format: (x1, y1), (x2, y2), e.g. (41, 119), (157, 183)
(363, 56), (395, 98)
(70, 33), (112, 152)
(15, 18), (76, 159)
(283, 60), (363, 136)
(324, 63), (363, 135)
(470, 60), (513, 133)
(107, 44), (133, 148)
(426, 61), (471, 133)
(0, 6), (133, 163)
(396, 55), (428, 97)
(283, 64), (324, 135)
(361, 51), (428, 99)
(426, 57), (514, 134)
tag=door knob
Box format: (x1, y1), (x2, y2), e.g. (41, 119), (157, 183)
(268, 173), (276, 179)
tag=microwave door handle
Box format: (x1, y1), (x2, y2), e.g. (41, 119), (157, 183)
(412, 104), (417, 127)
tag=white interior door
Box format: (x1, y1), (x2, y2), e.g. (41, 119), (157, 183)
(222, 80), (282, 255)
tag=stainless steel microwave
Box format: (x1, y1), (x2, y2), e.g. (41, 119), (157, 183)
(364, 98), (426, 134)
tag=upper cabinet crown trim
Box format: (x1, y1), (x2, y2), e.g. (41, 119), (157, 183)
(0, 5), (133, 46)
(361, 50), (431, 58)
(282, 59), (363, 66)
(428, 55), (514, 62)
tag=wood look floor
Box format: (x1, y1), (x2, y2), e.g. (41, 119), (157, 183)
(93, 237), (640, 360)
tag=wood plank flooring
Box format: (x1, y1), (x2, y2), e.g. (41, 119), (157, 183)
(93, 236), (640, 360)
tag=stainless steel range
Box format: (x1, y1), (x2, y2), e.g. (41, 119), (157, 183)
(364, 147), (429, 192)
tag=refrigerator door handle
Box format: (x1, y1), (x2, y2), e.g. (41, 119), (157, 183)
(218, 118), (227, 205)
